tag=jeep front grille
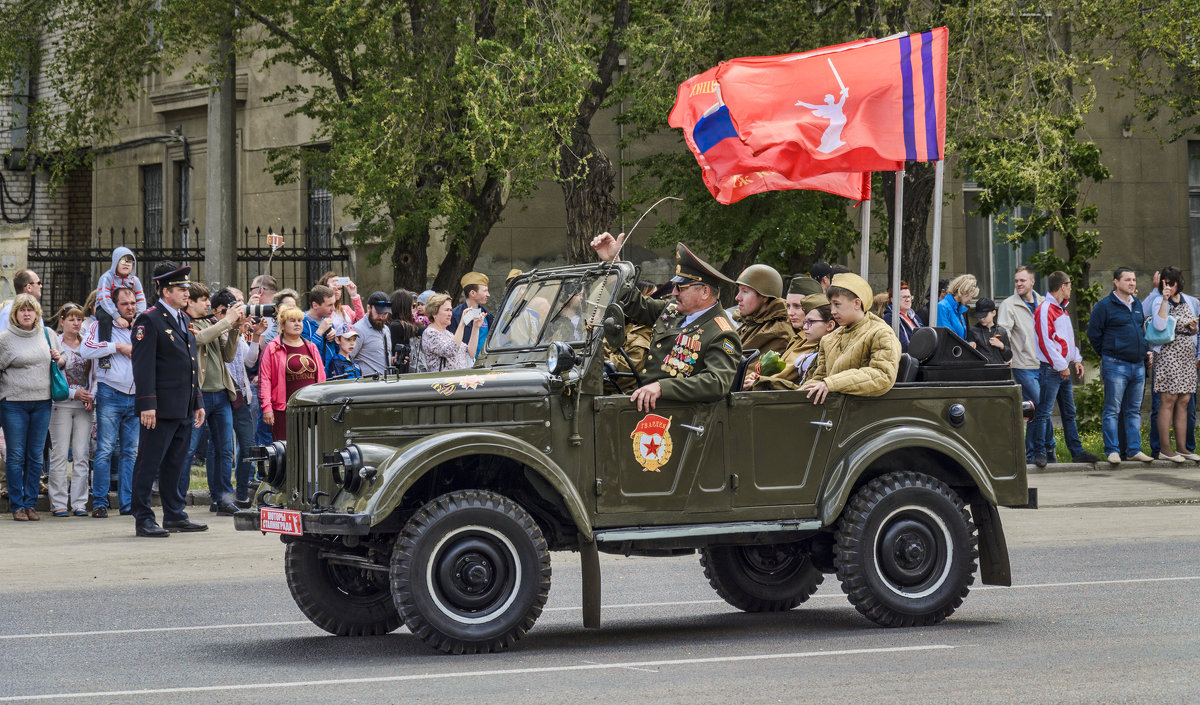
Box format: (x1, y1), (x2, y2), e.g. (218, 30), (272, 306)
(289, 406), (323, 507)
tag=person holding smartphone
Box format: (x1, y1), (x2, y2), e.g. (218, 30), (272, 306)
(1149, 266), (1199, 463)
(317, 271), (365, 333)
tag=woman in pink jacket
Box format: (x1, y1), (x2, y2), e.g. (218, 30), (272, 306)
(259, 306), (326, 440)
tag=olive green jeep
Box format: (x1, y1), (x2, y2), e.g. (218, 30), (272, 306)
(237, 261), (1035, 653)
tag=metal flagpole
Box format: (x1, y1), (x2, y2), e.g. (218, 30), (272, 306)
(891, 169), (904, 336)
(859, 198), (871, 278)
(929, 160), (945, 327)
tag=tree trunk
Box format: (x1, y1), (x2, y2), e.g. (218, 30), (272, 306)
(881, 164), (937, 309)
(390, 220), (431, 293)
(558, 0), (629, 264)
(431, 176), (508, 297)
(560, 126), (618, 264)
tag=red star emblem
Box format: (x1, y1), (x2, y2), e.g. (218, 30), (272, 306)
(643, 437), (661, 457)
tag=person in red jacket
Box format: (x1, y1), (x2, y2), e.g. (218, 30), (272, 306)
(259, 306), (326, 440)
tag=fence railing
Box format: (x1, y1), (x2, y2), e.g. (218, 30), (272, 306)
(27, 225), (350, 315)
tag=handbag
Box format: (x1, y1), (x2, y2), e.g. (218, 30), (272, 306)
(1145, 315), (1176, 346)
(45, 328), (70, 402)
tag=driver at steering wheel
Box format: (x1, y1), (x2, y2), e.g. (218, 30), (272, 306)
(591, 232), (742, 411)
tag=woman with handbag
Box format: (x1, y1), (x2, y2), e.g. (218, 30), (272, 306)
(1150, 266), (1199, 463)
(48, 303), (93, 517)
(0, 294), (65, 521)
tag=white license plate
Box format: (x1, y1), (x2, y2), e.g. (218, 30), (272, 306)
(260, 508), (303, 536)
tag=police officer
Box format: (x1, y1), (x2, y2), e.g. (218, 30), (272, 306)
(591, 231), (742, 411)
(733, 264), (792, 355)
(130, 262), (207, 537)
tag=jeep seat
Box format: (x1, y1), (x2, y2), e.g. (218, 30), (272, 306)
(731, 349), (761, 393)
(896, 353), (919, 384)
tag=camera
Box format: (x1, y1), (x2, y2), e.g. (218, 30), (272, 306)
(392, 342), (411, 373)
(245, 303), (276, 318)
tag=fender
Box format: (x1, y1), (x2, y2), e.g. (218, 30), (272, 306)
(361, 428), (593, 541)
(818, 423), (998, 526)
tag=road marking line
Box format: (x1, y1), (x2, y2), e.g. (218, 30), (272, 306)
(4, 574), (1197, 642)
(0, 645), (955, 702)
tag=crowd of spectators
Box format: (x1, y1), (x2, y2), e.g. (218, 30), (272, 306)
(0, 256), (496, 522)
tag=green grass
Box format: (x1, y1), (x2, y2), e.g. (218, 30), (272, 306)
(1050, 424), (1182, 460)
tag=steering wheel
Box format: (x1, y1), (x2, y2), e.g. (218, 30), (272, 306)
(602, 347), (643, 394)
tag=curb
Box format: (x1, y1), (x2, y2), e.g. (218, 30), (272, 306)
(1027, 459), (1200, 474)
(3, 489), (219, 514)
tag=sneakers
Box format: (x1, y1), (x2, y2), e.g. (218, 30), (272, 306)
(1128, 452), (1154, 463)
(1107, 452), (1122, 465)
(1033, 453), (1048, 468)
(1157, 453), (1188, 464)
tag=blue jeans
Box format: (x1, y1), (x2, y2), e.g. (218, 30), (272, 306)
(1100, 356), (1146, 457)
(92, 385), (139, 510)
(1012, 368), (1053, 462)
(2, 399), (53, 511)
(231, 392), (257, 502)
(1032, 363), (1085, 458)
(180, 391), (235, 505)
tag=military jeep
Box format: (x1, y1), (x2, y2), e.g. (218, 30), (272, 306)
(237, 261), (1035, 654)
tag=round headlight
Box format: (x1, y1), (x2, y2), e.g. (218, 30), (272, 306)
(547, 341), (577, 376)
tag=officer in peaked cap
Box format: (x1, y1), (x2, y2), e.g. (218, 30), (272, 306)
(129, 261), (207, 538)
(591, 232), (742, 411)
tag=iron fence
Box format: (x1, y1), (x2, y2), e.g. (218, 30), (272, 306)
(27, 225), (349, 315)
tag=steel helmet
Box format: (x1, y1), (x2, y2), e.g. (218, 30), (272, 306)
(736, 264), (783, 299)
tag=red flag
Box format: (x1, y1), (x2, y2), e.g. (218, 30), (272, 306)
(715, 28), (948, 177)
(668, 67), (869, 204)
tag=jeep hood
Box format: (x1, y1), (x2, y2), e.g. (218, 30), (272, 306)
(289, 366), (554, 406)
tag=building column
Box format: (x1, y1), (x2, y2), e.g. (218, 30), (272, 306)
(204, 27), (237, 288)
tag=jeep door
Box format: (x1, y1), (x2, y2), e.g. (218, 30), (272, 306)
(592, 396), (730, 516)
(725, 390), (845, 509)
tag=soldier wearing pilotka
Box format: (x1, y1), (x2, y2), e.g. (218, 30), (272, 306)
(591, 232), (742, 412)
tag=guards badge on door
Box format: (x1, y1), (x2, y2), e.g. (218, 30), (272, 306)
(631, 414), (673, 472)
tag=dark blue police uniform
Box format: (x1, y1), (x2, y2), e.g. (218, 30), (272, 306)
(130, 292), (203, 529)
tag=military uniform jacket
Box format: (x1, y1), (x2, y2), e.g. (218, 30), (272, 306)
(623, 293), (742, 403)
(736, 297), (793, 355)
(132, 303), (203, 418)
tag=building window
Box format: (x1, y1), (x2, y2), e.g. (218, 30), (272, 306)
(964, 185), (1047, 299)
(306, 171), (333, 283)
(142, 164), (163, 253)
(174, 160), (190, 248)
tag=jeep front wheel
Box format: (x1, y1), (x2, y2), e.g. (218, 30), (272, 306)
(834, 471), (978, 627)
(390, 490), (551, 654)
(700, 543), (824, 612)
(284, 541), (402, 636)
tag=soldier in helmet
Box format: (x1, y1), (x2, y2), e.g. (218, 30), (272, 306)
(591, 232), (742, 411)
(744, 281), (833, 391)
(734, 263), (792, 355)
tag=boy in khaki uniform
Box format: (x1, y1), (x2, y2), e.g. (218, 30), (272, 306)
(801, 273), (901, 404)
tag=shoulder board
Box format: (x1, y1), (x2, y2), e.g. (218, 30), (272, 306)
(145, 305), (158, 313)
(713, 316), (733, 333)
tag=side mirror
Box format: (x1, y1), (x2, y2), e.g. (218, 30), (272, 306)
(602, 303), (626, 349)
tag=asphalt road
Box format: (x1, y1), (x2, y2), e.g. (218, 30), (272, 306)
(2, 468), (1199, 704)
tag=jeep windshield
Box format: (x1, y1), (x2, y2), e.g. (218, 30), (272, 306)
(488, 269), (620, 351)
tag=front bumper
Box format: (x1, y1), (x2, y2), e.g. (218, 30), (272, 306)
(233, 509), (372, 536)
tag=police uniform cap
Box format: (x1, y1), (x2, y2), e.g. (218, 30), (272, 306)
(461, 272), (489, 289)
(829, 273), (873, 307)
(151, 264), (191, 288)
(670, 242), (733, 289)
(800, 293), (829, 313)
(787, 275), (823, 297)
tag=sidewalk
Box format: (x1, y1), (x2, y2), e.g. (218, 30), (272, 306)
(1, 488), (218, 514)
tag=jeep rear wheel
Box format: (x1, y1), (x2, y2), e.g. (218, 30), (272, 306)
(701, 543), (824, 612)
(834, 471), (978, 627)
(284, 542), (402, 636)
(390, 490), (551, 654)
